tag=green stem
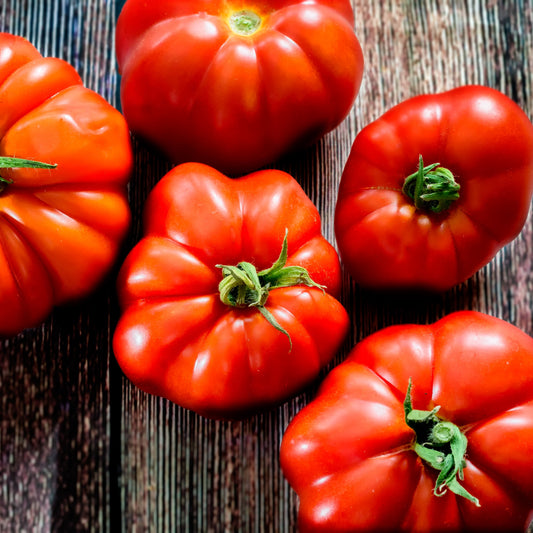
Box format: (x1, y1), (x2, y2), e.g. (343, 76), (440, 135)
(402, 155), (460, 214)
(0, 156), (57, 192)
(216, 230), (325, 350)
(404, 379), (480, 506)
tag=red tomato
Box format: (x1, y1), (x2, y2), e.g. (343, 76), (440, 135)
(280, 311), (533, 533)
(113, 162), (349, 419)
(115, 0), (364, 175)
(0, 33), (132, 336)
(335, 86), (533, 291)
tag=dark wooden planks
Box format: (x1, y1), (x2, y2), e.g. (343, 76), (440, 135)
(0, 1), (118, 531)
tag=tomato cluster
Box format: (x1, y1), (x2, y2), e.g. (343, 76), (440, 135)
(3, 1), (533, 531)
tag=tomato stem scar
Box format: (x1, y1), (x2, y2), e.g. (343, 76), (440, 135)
(228, 9), (262, 36)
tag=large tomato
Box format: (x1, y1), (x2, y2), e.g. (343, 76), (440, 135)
(115, 0), (364, 175)
(113, 162), (349, 419)
(0, 33), (132, 336)
(280, 311), (533, 532)
(335, 85), (533, 291)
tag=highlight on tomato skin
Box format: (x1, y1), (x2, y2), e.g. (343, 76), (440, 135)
(334, 85), (533, 292)
(112, 162), (350, 420)
(0, 32), (133, 337)
(115, 0), (364, 176)
(280, 311), (533, 533)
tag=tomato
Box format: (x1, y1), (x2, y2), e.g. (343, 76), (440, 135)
(112, 162), (349, 419)
(115, 0), (364, 175)
(334, 85), (533, 291)
(280, 311), (533, 533)
(0, 33), (132, 336)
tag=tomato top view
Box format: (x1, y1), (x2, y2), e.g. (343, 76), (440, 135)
(335, 85), (533, 291)
(280, 311), (533, 532)
(112, 162), (349, 420)
(0, 33), (132, 337)
(115, 0), (364, 176)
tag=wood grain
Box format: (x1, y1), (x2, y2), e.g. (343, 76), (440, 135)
(1, 1), (532, 531)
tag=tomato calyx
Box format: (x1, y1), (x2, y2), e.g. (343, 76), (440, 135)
(216, 230), (325, 349)
(404, 379), (480, 506)
(402, 155), (460, 214)
(228, 9), (262, 36)
(0, 156), (57, 192)
(0, 176), (12, 193)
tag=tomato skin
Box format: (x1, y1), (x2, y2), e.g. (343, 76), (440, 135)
(113, 162), (349, 419)
(334, 86), (533, 291)
(280, 311), (533, 532)
(0, 33), (132, 336)
(115, 0), (364, 175)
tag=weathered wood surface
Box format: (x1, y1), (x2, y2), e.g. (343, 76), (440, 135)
(0, 0), (532, 531)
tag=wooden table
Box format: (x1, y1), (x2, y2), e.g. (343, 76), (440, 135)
(1, 1), (532, 531)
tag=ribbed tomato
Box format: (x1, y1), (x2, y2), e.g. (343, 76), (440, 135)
(0, 33), (132, 336)
(116, 0), (364, 175)
(281, 311), (533, 532)
(113, 163), (349, 419)
(335, 86), (533, 291)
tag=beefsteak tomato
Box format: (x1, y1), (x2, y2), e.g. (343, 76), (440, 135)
(334, 85), (533, 291)
(280, 311), (533, 533)
(115, 0), (364, 175)
(113, 162), (349, 419)
(0, 33), (132, 336)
